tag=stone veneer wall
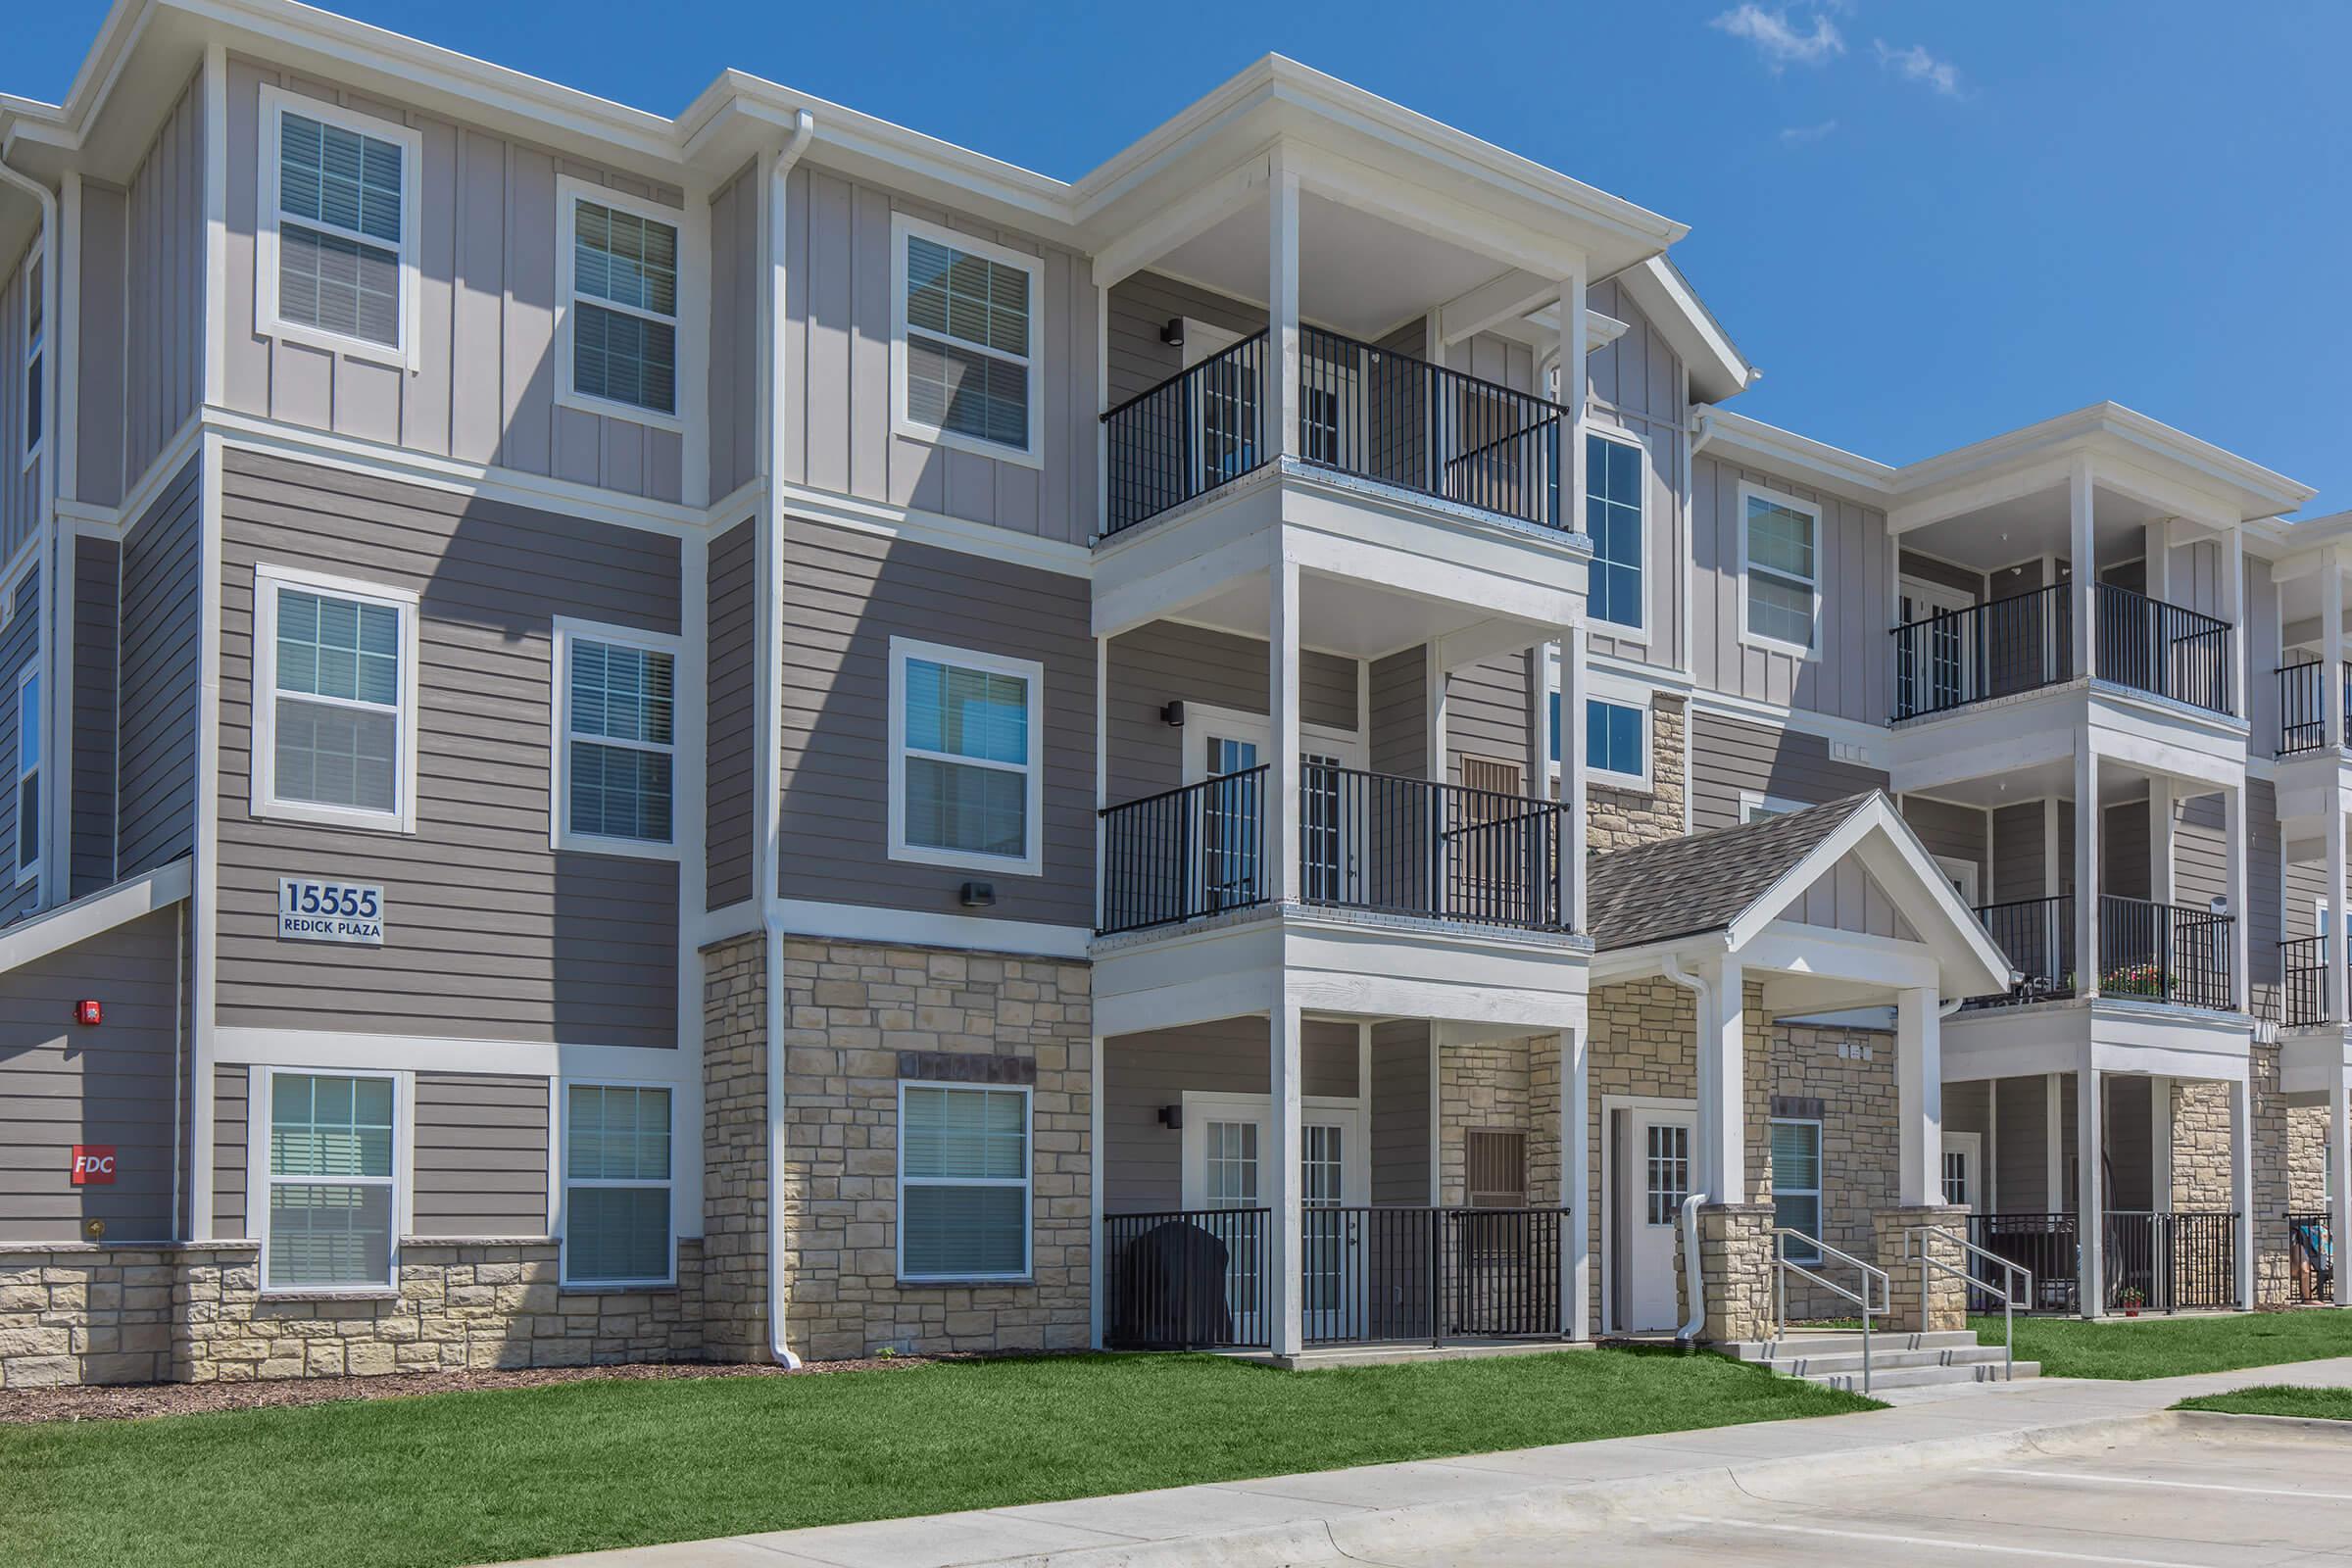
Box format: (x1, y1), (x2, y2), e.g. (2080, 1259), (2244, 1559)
(0, 1239), (704, 1387)
(1773, 1022), (1897, 1320)
(1585, 694), (1688, 855)
(702, 932), (770, 1361)
(773, 938), (1092, 1361)
(1438, 1037), (1536, 1205)
(2169, 1044), (2327, 1306)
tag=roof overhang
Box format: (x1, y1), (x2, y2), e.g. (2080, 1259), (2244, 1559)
(0, 857), (189, 975)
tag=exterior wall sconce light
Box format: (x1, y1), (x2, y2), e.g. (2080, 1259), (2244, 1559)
(959, 881), (997, 908)
(1159, 317), (1185, 348)
(1157, 1104), (1183, 1130)
(1160, 701), (1185, 727)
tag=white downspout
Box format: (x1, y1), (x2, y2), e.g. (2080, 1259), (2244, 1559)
(763, 108), (815, 1371)
(1660, 952), (1711, 1343)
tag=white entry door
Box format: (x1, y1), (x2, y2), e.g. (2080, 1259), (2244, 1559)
(1942, 1131), (1983, 1210)
(1183, 1093), (1367, 1342)
(1618, 1105), (1696, 1333)
(1183, 707), (1366, 908)
(1898, 577), (1976, 715)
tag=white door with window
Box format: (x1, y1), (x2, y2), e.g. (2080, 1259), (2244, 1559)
(1942, 1131), (1983, 1211)
(1182, 707), (1365, 909)
(1183, 1093), (1367, 1342)
(1898, 577), (1976, 715)
(1616, 1105), (1695, 1333)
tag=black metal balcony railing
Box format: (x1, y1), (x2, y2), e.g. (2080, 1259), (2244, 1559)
(1889, 583), (2233, 721)
(1965, 1211), (2239, 1314)
(2288, 1212), (2334, 1304)
(1097, 764), (1567, 937)
(1102, 1207), (1270, 1350)
(1099, 327), (1570, 538)
(1965, 894), (2233, 1011)
(2093, 582), (2232, 714)
(2276, 660), (2352, 756)
(1967, 1212), (2081, 1312)
(2280, 935), (2336, 1027)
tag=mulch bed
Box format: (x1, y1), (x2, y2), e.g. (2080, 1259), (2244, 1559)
(0, 1353), (950, 1426)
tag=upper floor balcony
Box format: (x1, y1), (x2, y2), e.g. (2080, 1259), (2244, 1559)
(1890, 581), (2235, 723)
(2275, 660), (2352, 757)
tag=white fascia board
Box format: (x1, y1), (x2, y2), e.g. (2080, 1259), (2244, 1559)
(1614, 256), (1753, 404)
(1695, 409), (1898, 505)
(1893, 403), (2312, 521)
(0, 858), (191, 974)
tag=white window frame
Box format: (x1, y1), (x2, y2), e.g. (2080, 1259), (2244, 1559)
(14, 662), (37, 888)
(1585, 424), (1648, 641)
(253, 85), (425, 372)
(887, 635), (1046, 878)
(1771, 1114), (1825, 1264)
(250, 1064), (411, 1298)
(250, 563), (422, 835)
(897, 1079), (1033, 1285)
(558, 1077), (678, 1291)
(1581, 682), (1653, 793)
(889, 213), (1045, 468)
(1737, 480), (1825, 661)
(1740, 790), (1807, 823)
(553, 177), (693, 434)
(549, 616), (683, 861)
(1935, 854), (1981, 907)
(21, 252), (42, 474)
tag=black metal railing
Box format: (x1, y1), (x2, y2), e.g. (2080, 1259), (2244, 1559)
(1967, 1212), (2080, 1313)
(2280, 936), (2335, 1027)
(2098, 895), (2233, 1009)
(2104, 1210), (2237, 1312)
(1102, 1207), (1270, 1350)
(2275, 661), (2352, 756)
(1966, 896), (2077, 1008)
(1102, 331), (1269, 536)
(2288, 1211), (2334, 1303)
(1891, 585), (2073, 720)
(2094, 582), (2232, 714)
(1097, 766), (1270, 936)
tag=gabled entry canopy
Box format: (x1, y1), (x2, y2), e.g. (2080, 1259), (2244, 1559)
(1588, 793), (2011, 1009)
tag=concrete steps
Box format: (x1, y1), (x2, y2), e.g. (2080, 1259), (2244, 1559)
(1720, 1330), (2039, 1393)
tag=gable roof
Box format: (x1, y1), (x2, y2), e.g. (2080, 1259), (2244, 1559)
(1586, 793), (1875, 954)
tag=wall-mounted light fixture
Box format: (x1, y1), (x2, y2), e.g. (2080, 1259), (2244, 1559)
(1159, 317), (1186, 349)
(959, 881), (997, 908)
(1160, 701), (1185, 728)
(1157, 1104), (1183, 1131)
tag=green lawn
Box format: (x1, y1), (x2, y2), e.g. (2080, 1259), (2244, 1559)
(1975, 1311), (2352, 1380)
(2177, 1385), (2352, 1420)
(4, 1349), (1873, 1568)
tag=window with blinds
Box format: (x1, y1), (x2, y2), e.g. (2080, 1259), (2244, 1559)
(561, 630), (677, 849)
(273, 105), (408, 349)
(897, 218), (1039, 457)
(1771, 1118), (1824, 1262)
(899, 1083), (1030, 1281)
(267, 1072), (397, 1290)
(890, 638), (1042, 874)
(1742, 487), (1822, 653)
(566, 196), (680, 416)
(565, 1085), (673, 1285)
(269, 584), (406, 819)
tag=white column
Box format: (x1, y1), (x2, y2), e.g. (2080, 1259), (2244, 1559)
(2079, 1056), (2104, 1316)
(1525, 644), (1549, 795)
(1563, 624), (1590, 933)
(1094, 636), (1107, 932)
(2042, 797), (2061, 899)
(2069, 459), (2096, 681)
(1896, 988), (1942, 1206)
(2150, 1075), (2172, 1214)
(1089, 1029), (1106, 1348)
(2075, 743), (2100, 998)
(2225, 783), (2248, 1013)
(1269, 992), (1304, 1357)
(2044, 1071), (2064, 1212)
(2329, 802), (2350, 1027)
(1698, 957), (1746, 1205)
(2326, 553), (2346, 750)
(2230, 1073), (2255, 1311)
(2227, 519), (2247, 721)
(2145, 520), (2171, 604)
(1425, 641), (1447, 782)
(2332, 1054), (2352, 1307)
(1267, 165), (1300, 463)
(2148, 776), (2174, 906)
(1559, 266), (1589, 536)
(1269, 552), (1300, 905)
(1563, 1024), (1592, 1340)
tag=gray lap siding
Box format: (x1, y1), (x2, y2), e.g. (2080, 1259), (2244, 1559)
(117, 454), (204, 880)
(215, 448), (682, 1047)
(0, 566), (40, 926)
(705, 517), (757, 910)
(71, 533), (122, 898)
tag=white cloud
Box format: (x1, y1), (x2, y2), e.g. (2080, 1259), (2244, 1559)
(1873, 38), (1962, 97)
(1779, 120), (1839, 146)
(1710, 5), (1846, 70)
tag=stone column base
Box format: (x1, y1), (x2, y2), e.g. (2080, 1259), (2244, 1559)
(1674, 1202), (1774, 1344)
(1874, 1204), (1970, 1333)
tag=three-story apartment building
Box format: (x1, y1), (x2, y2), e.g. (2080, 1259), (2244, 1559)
(0, 0), (2339, 1390)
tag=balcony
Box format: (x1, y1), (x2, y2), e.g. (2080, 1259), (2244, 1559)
(1964, 894), (2233, 1012)
(1101, 327), (1570, 541)
(1890, 582), (2233, 722)
(1963, 1212), (2238, 1314)
(1098, 764), (1569, 939)
(2276, 661), (2352, 756)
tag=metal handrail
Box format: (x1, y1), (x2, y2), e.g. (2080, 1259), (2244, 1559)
(1907, 1224), (2032, 1382)
(1774, 1227), (1890, 1396)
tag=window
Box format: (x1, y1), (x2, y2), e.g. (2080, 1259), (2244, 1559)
(259, 88), (420, 364)
(564, 1084), (673, 1286)
(892, 215), (1042, 464)
(1740, 792), (1806, 824)
(1644, 1122), (1690, 1226)
(252, 565), (420, 833)
(553, 621), (678, 856)
(1772, 1118), (1824, 1262)
(22, 253), (41, 466)
(14, 664), (37, 886)
(1586, 698), (1645, 787)
(1588, 432), (1643, 630)
(559, 183), (681, 423)
(888, 637), (1044, 876)
(1740, 485), (1822, 655)
(899, 1082), (1030, 1281)
(265, 1071), (398, 1291)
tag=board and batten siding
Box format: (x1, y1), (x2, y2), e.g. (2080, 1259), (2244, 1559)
(783, 164), (1097, 545)
(220, 56), (688, 503)
(1687, 710), (1888, 832)
(705, 161), (761, 502)
(1103, 1018), (1359, 1212)
(71, 533), (122, 899)
(117, 455), (203, 880)
(412, 1072), (550, 1237)
(705, 517), (758, 910)
(776, 514), (1094, 926)
(215, 448), (682, 1047)
(1692, 455), (1895, 725)
(1580, 277), (1688, 677)
(1105, 620), (1357, 805)
(0, 907), (186, 1244)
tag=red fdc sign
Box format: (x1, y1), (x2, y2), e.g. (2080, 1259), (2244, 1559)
(71, 1146), (116, 1185)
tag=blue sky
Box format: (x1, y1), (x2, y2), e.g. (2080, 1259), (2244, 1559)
(16, 1), (2349, 512)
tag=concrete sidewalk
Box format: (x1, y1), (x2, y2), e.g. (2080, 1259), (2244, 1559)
(514, 1357), (2352, 1568)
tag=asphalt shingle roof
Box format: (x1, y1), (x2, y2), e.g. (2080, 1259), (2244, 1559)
(1585, 792), (1883, 953)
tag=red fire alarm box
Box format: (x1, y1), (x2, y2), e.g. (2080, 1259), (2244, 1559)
(74, 1000), (102, 1026)
(71, 1146), (116, 1185)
